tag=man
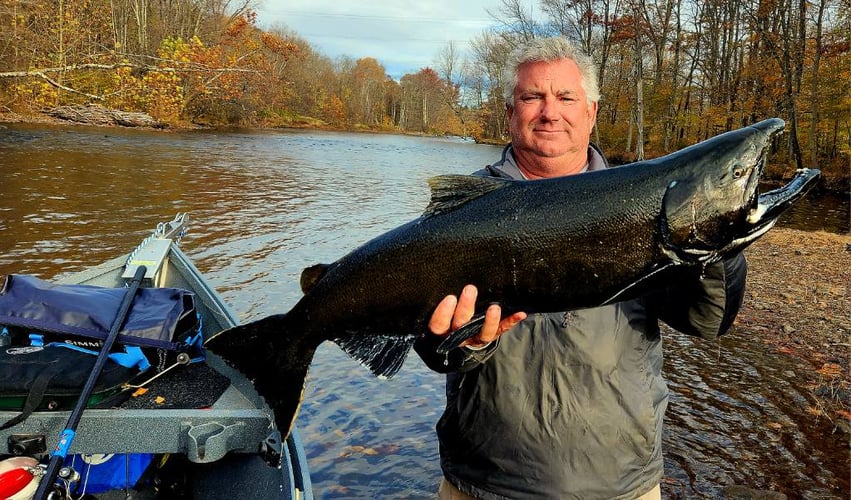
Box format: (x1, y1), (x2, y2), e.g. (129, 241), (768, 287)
(414, 37), (747, 499)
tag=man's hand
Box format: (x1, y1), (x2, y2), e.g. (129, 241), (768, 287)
(428, 284), (527, 348)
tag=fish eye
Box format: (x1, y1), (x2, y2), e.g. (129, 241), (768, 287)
(732, 167), (745, 179)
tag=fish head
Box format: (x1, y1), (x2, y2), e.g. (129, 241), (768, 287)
(661, 118), (821, 264)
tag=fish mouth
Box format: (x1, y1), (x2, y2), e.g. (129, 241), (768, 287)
(738, 168), (822, 240)
(737, 119), (820, 237)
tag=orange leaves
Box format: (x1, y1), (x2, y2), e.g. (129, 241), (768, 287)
(225, 16), (252, 39)
(261, 33), (298, 59)
(817, 363), (845, 379)
(321, 95), (346, 124)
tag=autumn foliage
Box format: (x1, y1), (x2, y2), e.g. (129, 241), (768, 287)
(0, 0), (847, 188)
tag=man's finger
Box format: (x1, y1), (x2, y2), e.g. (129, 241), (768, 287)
(429, 294), (458, 336)
(477, 304), (503, 343)
(498, 312), (527, 334)
(451, 284), (478, 331)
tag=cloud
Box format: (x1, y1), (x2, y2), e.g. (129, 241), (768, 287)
(255, 0), (497, 79)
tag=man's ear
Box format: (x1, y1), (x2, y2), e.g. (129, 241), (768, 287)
(506, 103), (514, 120)
(588, 101), (598, 129)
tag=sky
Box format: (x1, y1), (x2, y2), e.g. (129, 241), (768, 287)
(254, 0), (504, 80)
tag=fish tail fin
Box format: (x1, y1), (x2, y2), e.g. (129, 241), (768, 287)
(204, 313), (317, 439)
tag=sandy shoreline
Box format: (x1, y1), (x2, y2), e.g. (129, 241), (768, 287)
(737, 228), (850, 426)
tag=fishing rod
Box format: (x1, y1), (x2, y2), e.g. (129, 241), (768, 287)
(34, 265), (147, 500)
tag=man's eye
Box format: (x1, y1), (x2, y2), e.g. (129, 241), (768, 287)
(521, 95), (540, 102)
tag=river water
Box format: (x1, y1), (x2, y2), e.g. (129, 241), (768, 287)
(0, 123), (847, 498)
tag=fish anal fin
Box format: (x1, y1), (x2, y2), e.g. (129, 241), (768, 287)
(300, 263), (331, 293)
(424, 175), (512, 217)
(334, 334), (414, 379)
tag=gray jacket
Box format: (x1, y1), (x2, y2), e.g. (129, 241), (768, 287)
(415, 145), (747, 499)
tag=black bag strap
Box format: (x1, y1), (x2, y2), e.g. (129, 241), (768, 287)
(0, 360), (63, 430)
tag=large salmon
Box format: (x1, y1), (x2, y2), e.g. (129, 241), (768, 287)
(205, 118), (820, 438)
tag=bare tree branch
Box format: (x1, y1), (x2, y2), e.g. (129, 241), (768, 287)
(0, 62), (260, 78)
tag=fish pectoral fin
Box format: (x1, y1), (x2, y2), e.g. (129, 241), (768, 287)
(333, 334), (414, 379)
(435, 314), (486, 354)
(300, 263), (331, 293)
(602, 264), (676, 305)
(424, 175), (513, 217)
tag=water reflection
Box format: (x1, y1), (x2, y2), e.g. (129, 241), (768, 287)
(0, 123), (847, 498)
(663, 327), (847, 497)
(775, 187), (849, 234)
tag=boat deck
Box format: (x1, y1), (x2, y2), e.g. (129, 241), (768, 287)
(0, 215), (312, 498)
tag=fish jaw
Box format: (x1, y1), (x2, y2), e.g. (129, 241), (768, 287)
(713, 168), (821, 256)
(741, 168), (822, 236)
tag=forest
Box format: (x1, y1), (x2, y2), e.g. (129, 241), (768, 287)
(0, 0), (848, 188)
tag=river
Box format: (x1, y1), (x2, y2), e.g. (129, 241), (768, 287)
(0, 123), (847, 498)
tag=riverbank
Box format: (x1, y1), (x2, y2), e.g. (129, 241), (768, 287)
(737, 228), (850, 431)
(2, 110), (849, 192)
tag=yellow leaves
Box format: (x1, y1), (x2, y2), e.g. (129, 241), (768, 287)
(11, 80), (58, 111)
(139, 70), (183, 122)
(158, 36), (206, 64)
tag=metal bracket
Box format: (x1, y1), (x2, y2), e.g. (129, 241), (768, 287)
(185, 422), (245, 463)
(7, 434), (47, 456)
(260, 430), (283, 467)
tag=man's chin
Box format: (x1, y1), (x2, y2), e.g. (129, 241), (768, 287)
(529, 142), (577, 158)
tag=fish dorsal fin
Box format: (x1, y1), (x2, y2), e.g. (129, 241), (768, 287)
(300, 263), (331, 293)
(333, 334), (414, 379)
(424, 175), (512, 217)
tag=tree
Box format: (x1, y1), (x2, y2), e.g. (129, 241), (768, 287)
(435, 42), (467, 134)
(745, 0), (807, 169)
(399, 68), (457, 134)
(351, 57), (389, 126)
(468, 31), (514, 140)
(488, 0), (543, 42)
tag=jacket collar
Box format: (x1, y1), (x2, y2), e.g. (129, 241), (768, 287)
(488, 144), (609, 180)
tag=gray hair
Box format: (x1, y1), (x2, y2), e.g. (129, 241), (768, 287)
(502, 37), (600, 106)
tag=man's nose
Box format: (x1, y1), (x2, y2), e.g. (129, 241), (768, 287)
(539, 96), (560, 121)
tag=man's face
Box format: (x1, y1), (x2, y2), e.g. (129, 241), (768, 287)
(507, 59), (598, 174)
